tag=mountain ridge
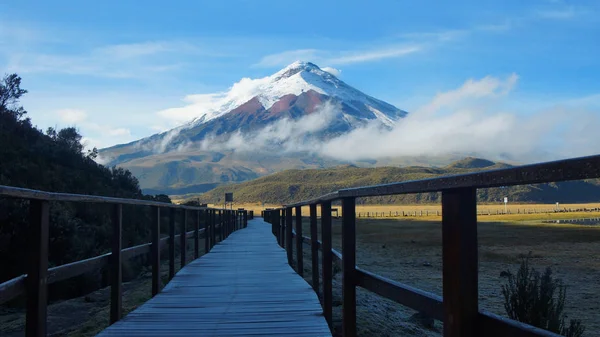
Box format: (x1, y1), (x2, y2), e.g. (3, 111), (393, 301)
(184, 158), (600, 205)
(98, 61), (411, 193)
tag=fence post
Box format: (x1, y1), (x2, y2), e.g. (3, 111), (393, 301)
(110, 204), (123, 324)
(295, 206), (304, 276)
(442, 188), (478, 337)
(194, 210), (200, 259)
(286, 207), (293, 266)
(211, 210), (216, 247)
(151, 206), (161, 296)
(310, 203), (319, 294)
(321, 201), (333, 328)
(181, 210), (187, 269)
(341, 197), (357, 337)
(204, 210), (210, 253)
(280, 209), (285, 248)
(26, 199), (49, 337)
(169, 208), (175, 280)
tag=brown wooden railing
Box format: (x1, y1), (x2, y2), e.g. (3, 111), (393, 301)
(262, 154), (600, 337)
(0, 185), (250, 337)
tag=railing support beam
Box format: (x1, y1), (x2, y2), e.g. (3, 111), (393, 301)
(341, 197), (357, 337)
(26, 199), (49, 337)
(310, 204), (319, 294)
(321, 201), (333, 328)
(151, 206), (161, 296)
(110, 204), (123, 324)
(295, 206), (304, 276)
(442, 187), (478, 337)
(286, 207), (293, 266)
(169, 209), (175, 280)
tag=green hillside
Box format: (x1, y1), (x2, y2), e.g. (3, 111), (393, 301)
(190, 158), (600, 205)
(0, 74), (169, 291)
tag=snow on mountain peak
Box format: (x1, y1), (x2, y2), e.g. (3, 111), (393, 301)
(183, 61), (404, 128)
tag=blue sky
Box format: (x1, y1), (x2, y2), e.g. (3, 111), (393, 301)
(1, 0), (599, 151)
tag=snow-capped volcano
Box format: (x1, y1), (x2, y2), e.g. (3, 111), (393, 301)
(184, 61), (406, 129)
(98, 62), (408, 192)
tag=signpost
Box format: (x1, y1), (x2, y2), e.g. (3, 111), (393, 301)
(225, 193), (233, 210)
(504, 197), (508, 214)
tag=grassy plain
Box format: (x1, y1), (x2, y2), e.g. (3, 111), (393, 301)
(293, 216), (600, 336)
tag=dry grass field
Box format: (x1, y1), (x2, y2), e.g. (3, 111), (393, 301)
(292, 216), (600, 336)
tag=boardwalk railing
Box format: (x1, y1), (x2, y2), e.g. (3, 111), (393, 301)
(263, 154), (600, 337)
(0, 185), (250, 337)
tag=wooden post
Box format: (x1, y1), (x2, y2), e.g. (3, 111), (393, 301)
(341, 197), (357, 337)
(211, 210), (216, 247)
(110, 204), (123, 324)
(280, 209), (285, 248)
(217, 210), (225, 242)
(321, 201), (333, 328)
(204, 210), (210, 253)
(286, 207), (293, 266)
(180, 210), (187, 269)
(169, 208), (175, 280)
(151, 206), (161, 296)
(194, 210), (200, 259)
(26, 199), (49, 337)
(295, 206), (304, 276)
(310, 204), (319, 294)
(442, 188), (478, 337)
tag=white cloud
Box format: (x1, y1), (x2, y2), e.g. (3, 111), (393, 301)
(254, 45), (422, 68)
(56, 109), (87, 123)
(194, 73), (599, 164)
(4, 40), (202, 78)
(536, 7), (578, 19)
(254, 49), (319, 68)
(321, 67), (342, 77)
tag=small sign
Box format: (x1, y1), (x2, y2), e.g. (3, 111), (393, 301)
(504, 197), (508, 204)
(225, 193), (233, 202)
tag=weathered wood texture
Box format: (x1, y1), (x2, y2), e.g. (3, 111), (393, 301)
(97, 218), (331, 336)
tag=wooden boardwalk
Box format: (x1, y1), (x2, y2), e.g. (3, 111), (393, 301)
(97, 218), (331, 336)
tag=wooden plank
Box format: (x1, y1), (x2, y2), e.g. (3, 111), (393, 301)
(286, 207), (293, 266)
(309, 204), (319, 294)
(356, 268), (443, 320)
(0, 275), (26, 304)
(151, 206), (161, 296)
(321, 201), (333, 328)
(110, 204), (123, 324)
(478, 311), (563, 337)
(169, 208), (175, 281)
(26, 199), (49, 337)
(97, 218), (330, 336)
(442, 187), (478, 337)
(295, 206), (304, 277)
(0, 185), (210, 210)
(341, 197), (356, 337)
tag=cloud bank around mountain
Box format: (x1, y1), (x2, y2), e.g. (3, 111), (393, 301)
(196, 73), (599, 164)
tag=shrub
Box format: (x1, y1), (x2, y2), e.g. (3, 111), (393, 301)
(501, 253), (585, 337)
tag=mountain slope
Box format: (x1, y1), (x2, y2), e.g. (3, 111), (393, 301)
(99, 61), (409, 193)
(188, 158), (600, 205)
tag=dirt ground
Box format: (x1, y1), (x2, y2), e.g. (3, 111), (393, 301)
(294, 217), (600, 336)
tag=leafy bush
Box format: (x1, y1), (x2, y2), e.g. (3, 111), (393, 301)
(501, 253), (585, 336)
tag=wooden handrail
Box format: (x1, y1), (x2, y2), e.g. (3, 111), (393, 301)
(0, 186), (249, 337)
(264, 154), (600, 337)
